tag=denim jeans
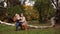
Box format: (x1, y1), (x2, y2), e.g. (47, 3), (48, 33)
(16, 21), (22, 31)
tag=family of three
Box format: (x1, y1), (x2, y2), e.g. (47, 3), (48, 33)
(13, 13), (27, 31)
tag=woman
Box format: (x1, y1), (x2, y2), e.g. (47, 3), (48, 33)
(20, 13), (27, 30)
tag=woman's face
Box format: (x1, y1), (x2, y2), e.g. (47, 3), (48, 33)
(21, 13), (24, 17)
(15, 13), (20, 17)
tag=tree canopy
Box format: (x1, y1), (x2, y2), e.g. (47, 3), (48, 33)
(34, 0), (56, 22)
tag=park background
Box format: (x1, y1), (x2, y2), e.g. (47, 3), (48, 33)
(0, 0), (60, 34)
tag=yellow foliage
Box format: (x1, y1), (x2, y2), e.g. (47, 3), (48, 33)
(23, 5), (39, 20)
(27, 15), (31, 20)
(24, 5), (39, 20)
(23, 5), (33, 10)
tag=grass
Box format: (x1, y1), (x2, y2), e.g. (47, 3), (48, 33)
(27, 20), (51, 26)
(0, 24), (60, 34)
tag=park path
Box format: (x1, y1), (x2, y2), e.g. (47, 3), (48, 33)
(0, 17), (55, 29)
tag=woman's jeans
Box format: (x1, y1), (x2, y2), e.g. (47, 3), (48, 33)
(16, 21), (22, 31)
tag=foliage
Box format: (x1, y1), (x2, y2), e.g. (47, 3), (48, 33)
(6, 5), (24, 22)
(24, 6), (39, 21)
(0, 8), (7, 21)
(0, 5), (24, 22)
(7, 5), (24, 18)
(34, 0), (56, 22)
(0, 0), (56, 23)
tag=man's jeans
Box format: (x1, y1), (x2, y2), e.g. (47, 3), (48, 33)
(16, 21), (22, 31)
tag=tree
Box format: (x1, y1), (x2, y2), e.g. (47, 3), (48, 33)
(8, 0), (20, 6)
(7, 5), (24, 23)
(34, 0), (56, 23)
(0, 8), (7, 21)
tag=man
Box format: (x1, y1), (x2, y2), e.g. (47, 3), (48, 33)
(13, 13), (22, 31)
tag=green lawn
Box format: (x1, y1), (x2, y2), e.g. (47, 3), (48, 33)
(0, 24), (60, 34)
(28, 20), (51, 26)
